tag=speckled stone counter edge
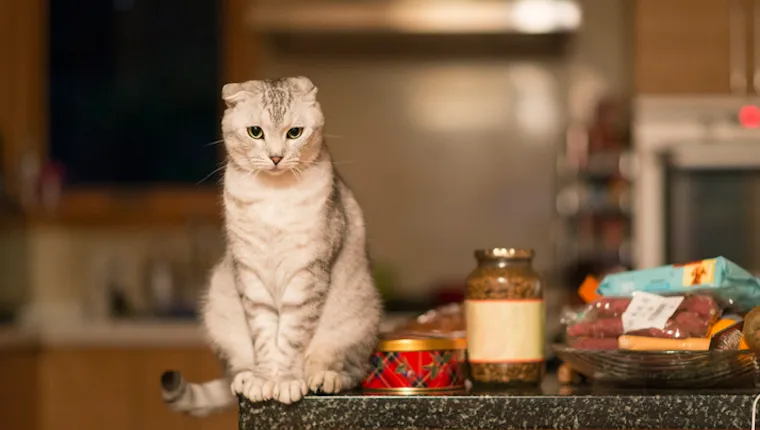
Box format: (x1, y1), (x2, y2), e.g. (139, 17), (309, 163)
(238, 393), (760, 430)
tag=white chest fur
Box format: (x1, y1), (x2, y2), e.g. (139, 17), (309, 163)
(223, 164), (333, 297)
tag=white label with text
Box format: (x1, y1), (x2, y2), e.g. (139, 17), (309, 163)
(621, 292), (683, 333)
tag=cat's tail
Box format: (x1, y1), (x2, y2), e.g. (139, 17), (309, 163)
(160, 370), (235, 417)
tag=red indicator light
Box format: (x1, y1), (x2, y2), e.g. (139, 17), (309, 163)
(739, 105), (760, 128)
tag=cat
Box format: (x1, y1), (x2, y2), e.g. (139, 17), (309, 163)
(160, 76), (382, 416)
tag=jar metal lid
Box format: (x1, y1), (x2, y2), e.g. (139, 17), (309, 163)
(475, 248), (534, 260)
(376, 334), (467, 352)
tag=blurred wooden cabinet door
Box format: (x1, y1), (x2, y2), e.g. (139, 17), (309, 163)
(1, 346), (237, 430)
(0, 348), (39, 430)
(634, 0), (741, 94)
(38, 348), (137, 430)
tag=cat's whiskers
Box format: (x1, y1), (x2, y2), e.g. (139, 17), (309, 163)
(292, 166), (304, 181)
(197, 164), (227, 185)
(247, 168), (261, 180)
(302, 159), (356, 167)
(205, 138), (225, 147)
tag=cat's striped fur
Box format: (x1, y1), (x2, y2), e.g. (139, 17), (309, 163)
(161, 77), (381, 416)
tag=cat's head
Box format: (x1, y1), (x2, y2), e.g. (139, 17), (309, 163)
(221, 77), (325, 176)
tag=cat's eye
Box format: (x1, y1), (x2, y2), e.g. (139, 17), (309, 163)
(286, 127), (303, 139)
(247, 126), (264, 139)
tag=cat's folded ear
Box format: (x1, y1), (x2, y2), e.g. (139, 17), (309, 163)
(289, 76), (318, 99)
(222, 83), (247, 108)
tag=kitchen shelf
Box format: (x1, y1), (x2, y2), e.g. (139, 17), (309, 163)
(554, 97), (634, 280)
(1, 188), (222, 229)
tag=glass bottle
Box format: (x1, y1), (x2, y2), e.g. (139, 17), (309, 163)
(465, 248), (545, 387)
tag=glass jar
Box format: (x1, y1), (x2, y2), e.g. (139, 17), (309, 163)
(465, 248), (545, 386)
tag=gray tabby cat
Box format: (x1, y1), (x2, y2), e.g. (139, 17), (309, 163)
(160, 77), (382, 416)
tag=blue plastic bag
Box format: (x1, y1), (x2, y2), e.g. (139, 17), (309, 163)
(596, 257), (760, 312)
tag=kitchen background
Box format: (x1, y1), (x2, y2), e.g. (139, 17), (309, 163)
(4, 0), (756, 429)
(0, 0), (631, 325)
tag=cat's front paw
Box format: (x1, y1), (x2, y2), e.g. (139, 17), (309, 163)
(231, 371), (275, 403)
(272, 379), (308, 405)
(307, 370), (344, 394)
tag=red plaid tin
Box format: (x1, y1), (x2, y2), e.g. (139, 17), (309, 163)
(362, 334), (467, 394)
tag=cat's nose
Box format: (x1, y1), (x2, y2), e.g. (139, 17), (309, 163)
(269, 156), (283, 166)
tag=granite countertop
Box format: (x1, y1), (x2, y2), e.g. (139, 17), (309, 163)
(238, 376), (760, 430)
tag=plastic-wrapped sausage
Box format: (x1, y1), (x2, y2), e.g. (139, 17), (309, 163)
(567, 317), (623, 338)
(577, 296), (720, 320)
(566, 294), (722, 347)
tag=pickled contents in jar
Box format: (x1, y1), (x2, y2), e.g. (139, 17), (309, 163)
(465, 248), (545, 386)
(467, 264), (541, 299)
(469, 362), (544, 384)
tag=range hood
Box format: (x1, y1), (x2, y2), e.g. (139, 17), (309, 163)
(247, 0), (581, 35)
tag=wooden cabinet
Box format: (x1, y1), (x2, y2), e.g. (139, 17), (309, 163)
(0, 347), (39, 430)
(634, 0), (758, 95)
(0, 346), (237, 430)
(39, 349), (136, 430)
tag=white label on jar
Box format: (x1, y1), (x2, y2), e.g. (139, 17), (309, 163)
(465, 299), (545, 363)
(621, 291), (683, 333)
